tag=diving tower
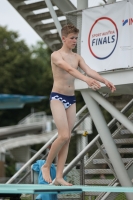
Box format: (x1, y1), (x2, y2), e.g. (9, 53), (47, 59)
(5, 0), (133, 200)
(0, 94), (46, 109)
(7, 0), (76, 51)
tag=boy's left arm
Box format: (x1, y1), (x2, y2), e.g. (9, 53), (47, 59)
(78, 55), (116, 93)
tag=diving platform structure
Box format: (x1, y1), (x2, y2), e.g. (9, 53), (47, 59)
(3, 0), (133, 200)
(0, 94), (46, 109)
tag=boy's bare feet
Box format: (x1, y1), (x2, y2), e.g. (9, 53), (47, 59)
(41, 165), (52, 183)
(54, 178), (72, 186)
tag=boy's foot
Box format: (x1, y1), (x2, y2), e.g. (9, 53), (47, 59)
(41, 165), (52, 183)
(54, 178), (72, 186)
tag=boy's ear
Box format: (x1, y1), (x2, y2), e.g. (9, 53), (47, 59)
(62, 35), (66, 42)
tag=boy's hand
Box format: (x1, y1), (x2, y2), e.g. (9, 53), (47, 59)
(104, 80), (116, 93)
(86, 77), (101, 91)
(85, 77), (116, 92)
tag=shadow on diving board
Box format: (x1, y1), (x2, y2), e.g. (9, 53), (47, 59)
(35, 188), (82, 194)
(0, 184), (133, 194)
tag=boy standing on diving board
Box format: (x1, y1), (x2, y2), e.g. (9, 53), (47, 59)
(42, 24), (116, 186)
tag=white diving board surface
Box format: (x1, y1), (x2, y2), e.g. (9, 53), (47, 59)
(0, 184), (133, 194)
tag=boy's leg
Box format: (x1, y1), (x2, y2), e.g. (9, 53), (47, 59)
(55, 103), (76, 185)
(42, 100), (70, 183)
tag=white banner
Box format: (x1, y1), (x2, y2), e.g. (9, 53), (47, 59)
(81, 0), (133, 72)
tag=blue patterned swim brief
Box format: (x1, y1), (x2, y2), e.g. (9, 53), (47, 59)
(50, 92), (76, 109)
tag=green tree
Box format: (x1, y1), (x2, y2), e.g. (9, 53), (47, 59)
(0, 26), (52, 126)
(30, 41), (53, 114)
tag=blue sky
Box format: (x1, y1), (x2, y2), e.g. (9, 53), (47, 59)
(0, 0), (121, 47)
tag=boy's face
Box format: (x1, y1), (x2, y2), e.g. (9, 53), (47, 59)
(62, 33), (78, 49)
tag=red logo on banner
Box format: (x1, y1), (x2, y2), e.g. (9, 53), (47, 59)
(88, 17), (118, 60)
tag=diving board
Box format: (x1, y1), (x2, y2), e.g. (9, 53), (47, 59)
(0, 184), (133, 194)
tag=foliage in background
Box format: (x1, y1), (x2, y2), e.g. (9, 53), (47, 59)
(0, 26), (53, 126)
(5, 155), (16, 177)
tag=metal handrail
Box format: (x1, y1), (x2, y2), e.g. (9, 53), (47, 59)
(72, 112), (89, 132)
(17, 152), (48, 184)
(18, 111), (46, 124)
(6, 105), (87, 184)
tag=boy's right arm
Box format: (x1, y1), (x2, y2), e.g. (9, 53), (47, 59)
(51, 52), (101, 90)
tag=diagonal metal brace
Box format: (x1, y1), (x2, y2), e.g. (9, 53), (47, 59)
(45, 0), (62, 37)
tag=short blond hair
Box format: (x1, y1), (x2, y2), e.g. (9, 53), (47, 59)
(61, 24), (79, 37)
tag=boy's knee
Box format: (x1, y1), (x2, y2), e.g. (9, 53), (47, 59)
(60, 135), (70, 143)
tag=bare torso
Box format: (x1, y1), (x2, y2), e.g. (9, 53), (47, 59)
(51, 50), (79, 96)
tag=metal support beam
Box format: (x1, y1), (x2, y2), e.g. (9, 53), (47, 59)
(45, 0), (62, 37)
(107, 0), (116, 4)
(77, 0), (88, 160)
(77, 0), (88, 54)
(80, 158), (85, 200)
(89, 91), (133, 134)
(81, 90), (132, 200)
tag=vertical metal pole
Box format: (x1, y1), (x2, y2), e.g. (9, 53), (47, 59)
(77, 134), (82, 154)
(82, 136), (88, 162)
(77, 0), (88, 55)
(76, 0), (88, 169)
(45, 0), (62, 37)
(80, 158), (85, 200)
(81, 90), (132, 200)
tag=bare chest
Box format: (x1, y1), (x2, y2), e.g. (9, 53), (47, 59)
(62, 54), (78, 69)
